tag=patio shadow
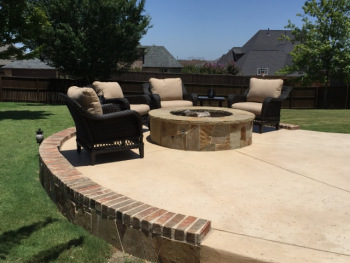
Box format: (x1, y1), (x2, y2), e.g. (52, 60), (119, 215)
(61, 148), (141, 167)
(252, 125), (276, 133)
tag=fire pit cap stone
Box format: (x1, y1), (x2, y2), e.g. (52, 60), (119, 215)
(149, 106), (255, 125)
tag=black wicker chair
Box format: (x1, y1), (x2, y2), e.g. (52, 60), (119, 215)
(59, 93), (144, 165)
(227, 85), (292, 133)
(143, 81), (198, 109)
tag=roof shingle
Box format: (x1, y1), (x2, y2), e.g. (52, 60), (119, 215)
(142, 46), (183, 68)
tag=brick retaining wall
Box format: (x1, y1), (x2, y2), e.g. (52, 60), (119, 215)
(38, 127), (211, 262)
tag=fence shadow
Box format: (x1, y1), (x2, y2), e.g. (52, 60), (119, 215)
(0, 110), (53, 120)
(0, 217), (58, 260)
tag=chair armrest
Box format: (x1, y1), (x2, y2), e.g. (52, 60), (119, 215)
(260, 87), (292, 117)
(261, 97), (283, 117)
(95, 109), (141, 121)
(279, 86), (292, 100)
(192, 93), (198, 106)
(103, 97), (130, 110)
(142, 83), (152, 96)
(183, 93), (198, 106)
(149, 94), (161, 109)
(101, 103), (121, 114)
(227, 94), (247, 107)
(124, 94), (151, 105)
(142, 82), (160, 109)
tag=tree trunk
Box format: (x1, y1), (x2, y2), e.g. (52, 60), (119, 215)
(322, 85), (328, 109)
(322, 73), (331, 109)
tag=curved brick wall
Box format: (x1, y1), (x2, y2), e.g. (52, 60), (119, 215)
(39, 127), (211, 262)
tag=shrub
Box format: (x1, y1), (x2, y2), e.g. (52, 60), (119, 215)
(182, 62), (239, 75)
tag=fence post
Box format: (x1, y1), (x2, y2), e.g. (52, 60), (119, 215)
(0, 75), (2, 102)
(345, 84), (349, 109)
(36, 78), (39, 102)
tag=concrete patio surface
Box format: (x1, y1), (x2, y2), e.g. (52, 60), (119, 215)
(60, 128), (350, 263)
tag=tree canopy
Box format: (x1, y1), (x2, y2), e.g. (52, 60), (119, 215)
(0, 0), (151, 82)
(0, 0), (34, 59)
(279, 0), (350, 86)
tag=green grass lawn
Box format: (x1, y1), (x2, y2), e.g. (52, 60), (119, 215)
(0, 103), (349, 262)
(281, 109), (350, 133)
(0, 103), (115, 262)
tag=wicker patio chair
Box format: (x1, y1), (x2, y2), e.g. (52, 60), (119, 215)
(227, 78), (292, 133)
(59, 93), (144, 165)
(142, 78), (198, 109)
(93, 81), (151, 126)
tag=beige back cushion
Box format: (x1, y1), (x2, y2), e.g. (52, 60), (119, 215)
(67, 86), (103, 115)
(92, 81), (124, 99)
(149, 78), (183, 101)
(247, 78), (283, 103)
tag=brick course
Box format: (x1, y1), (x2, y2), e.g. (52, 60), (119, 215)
(38, 127), (212, 259)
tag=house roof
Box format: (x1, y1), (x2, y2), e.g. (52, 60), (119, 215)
(141, 46), (183, 68)
(2, 58), (55, 69)
(218, 30), (298, 75)
(217, 47), (242, 65)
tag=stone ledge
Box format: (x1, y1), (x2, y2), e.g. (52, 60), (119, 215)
(38, 127), (211, 261)
(280, 123), (300, 130)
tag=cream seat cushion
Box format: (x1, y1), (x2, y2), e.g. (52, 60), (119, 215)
(130, 104), (150, 115)
(67, 86), (103, 115)
(231, 102), (261, 116)
(92, 81), (124, 99)
(161, 100), (193, 108)
(247, 78), (283, 103)
(149, 78), (183, 101)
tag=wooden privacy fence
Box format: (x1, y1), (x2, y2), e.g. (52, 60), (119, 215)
(0, 73), (349, 109)
(110, 72), (350, 109)
(0, 76), (82, 104)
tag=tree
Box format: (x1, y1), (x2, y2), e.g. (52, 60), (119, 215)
(1, 0), (151, 82)
(279, 0), (350, 107)
(0, 0), (32, 59)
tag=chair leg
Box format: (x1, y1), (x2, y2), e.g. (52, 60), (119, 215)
(259, 124), (263, 134)
(139, 145), (144, 158)
(275, 122), (280, 130)
(90, 153), (96, 165)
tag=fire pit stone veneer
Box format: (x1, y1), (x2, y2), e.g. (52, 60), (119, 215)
(149, 106), (255, 151)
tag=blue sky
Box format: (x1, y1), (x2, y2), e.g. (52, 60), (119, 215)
(140, 0), (306, 60)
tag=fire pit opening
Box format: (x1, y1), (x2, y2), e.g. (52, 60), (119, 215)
(171, 109), (232, 118)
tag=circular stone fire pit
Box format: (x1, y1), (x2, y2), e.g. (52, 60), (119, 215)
(149, 106), (255, 151)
